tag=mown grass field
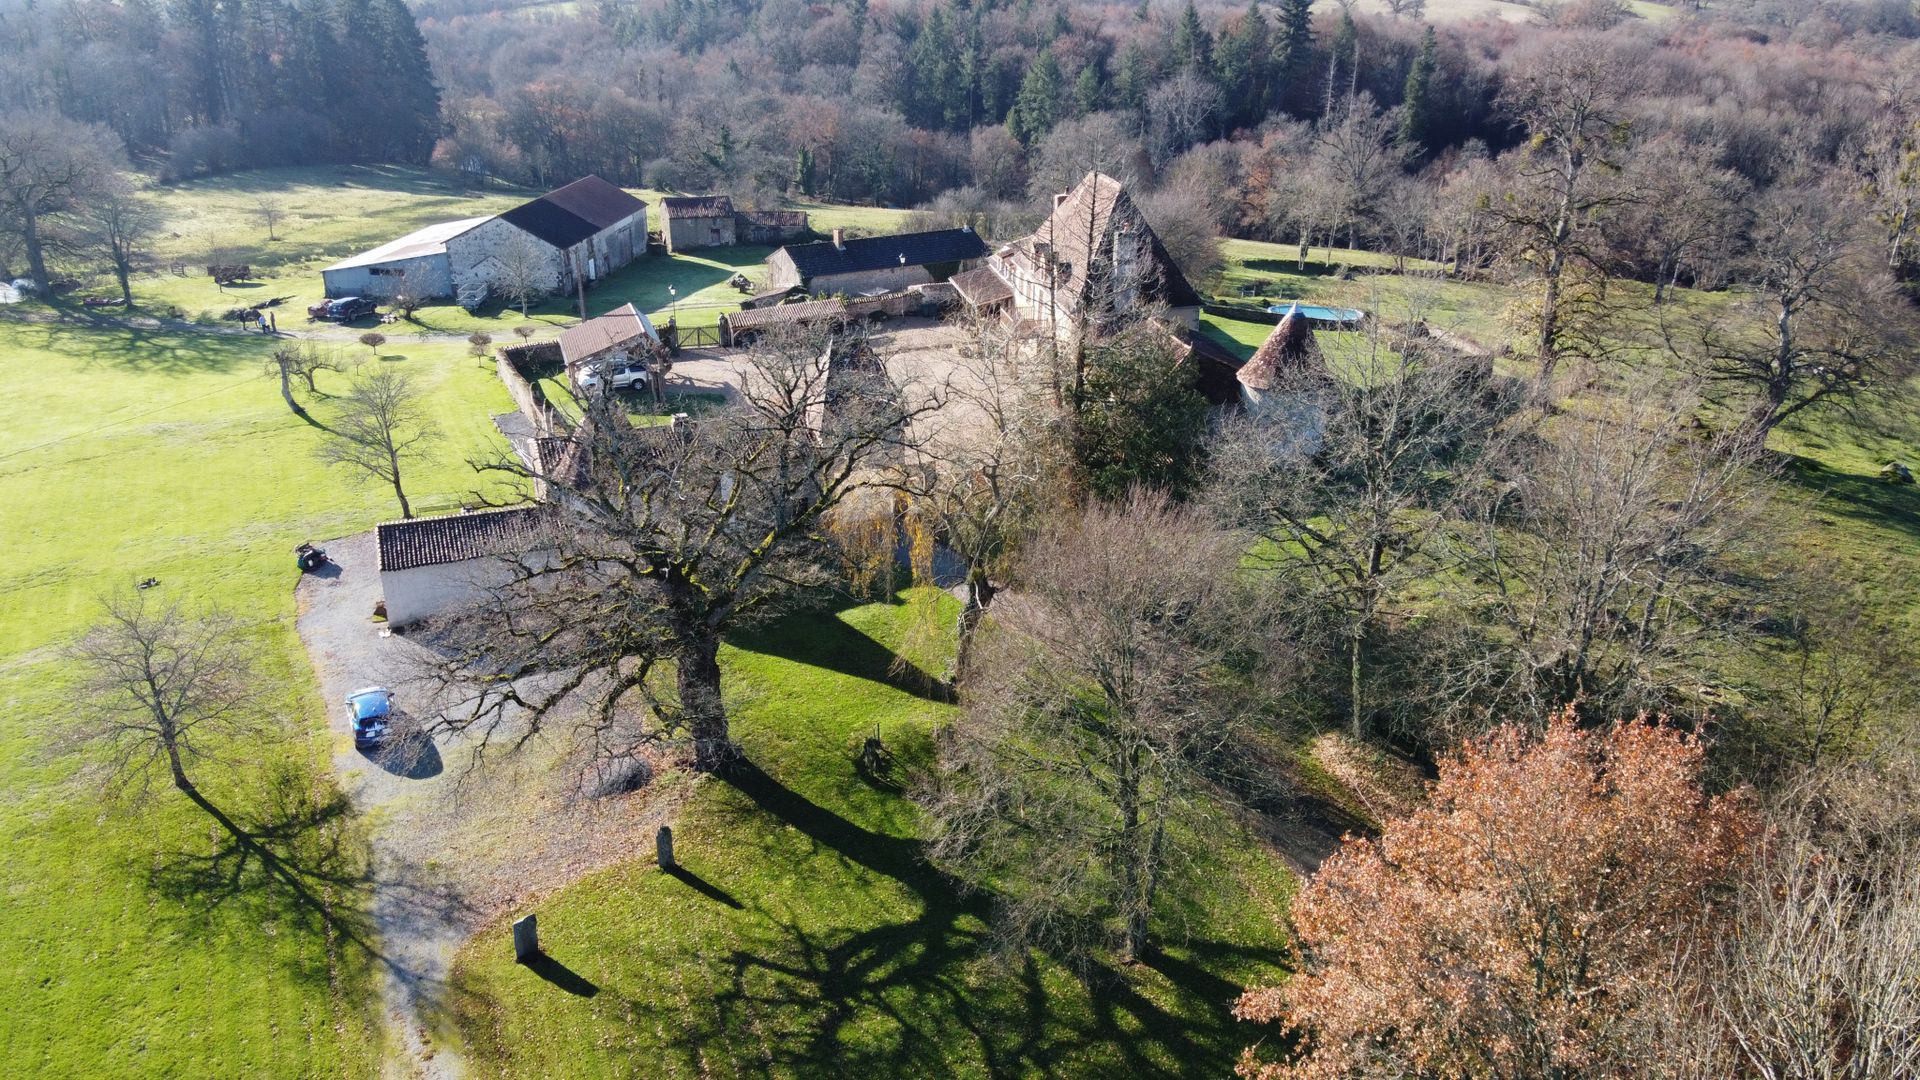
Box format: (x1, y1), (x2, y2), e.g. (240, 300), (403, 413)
(446, 593), (1294, 1078)
(0, 319), (516, 1074)
(99, 165), (915, 337)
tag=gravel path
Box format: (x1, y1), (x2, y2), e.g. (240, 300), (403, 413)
(296, 532), (673, 1078)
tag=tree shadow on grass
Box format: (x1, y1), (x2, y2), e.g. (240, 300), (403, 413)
(730, 605), (954, 704)
(1776, 453), (1920, 548)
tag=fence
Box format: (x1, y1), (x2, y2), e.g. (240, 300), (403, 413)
(672, 325), (721, 349)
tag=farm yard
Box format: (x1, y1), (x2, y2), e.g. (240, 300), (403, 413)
(7, 54), (1920, 1071)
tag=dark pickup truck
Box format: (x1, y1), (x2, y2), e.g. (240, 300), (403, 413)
(307, 296), (378, 322)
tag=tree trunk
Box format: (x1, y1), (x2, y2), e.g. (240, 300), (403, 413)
(165, 738), (196, 796)
(390, 455), (413, 518)
(1349, 631), (1366, 740)
(953, 568), (996, 682)
(116, 264), (133, 307)
(678, 632), (731, 773)
(22, 204), (51, 292)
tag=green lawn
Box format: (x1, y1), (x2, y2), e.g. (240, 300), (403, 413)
(72, 166), (915, 339)
(1215, 238), (1510, 346)
(0, 318), (517, 1075)
(445, 594), (1294, 1078)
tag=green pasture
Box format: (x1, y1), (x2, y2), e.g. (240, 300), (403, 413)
(0, 319), (516, 1075)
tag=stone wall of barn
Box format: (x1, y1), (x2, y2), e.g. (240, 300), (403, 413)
(447, 218), (569, 300)
(381, 556), (520, 628)
(665, 214), (734, 253)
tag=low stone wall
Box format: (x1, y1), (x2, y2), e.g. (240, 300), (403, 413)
(496, 342), (565, 436)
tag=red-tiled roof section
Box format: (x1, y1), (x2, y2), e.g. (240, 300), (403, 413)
(559, 303), (654, 366)
(1237, 308), (1323, 391)
(724, 297), (850, 331)
(949, 265), (1014, 306)
(376, 505), (550, 572)
(660, 195), (735, 219)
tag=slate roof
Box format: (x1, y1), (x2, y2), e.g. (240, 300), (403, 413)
(660, 195), (735, 219)
(948, 265), (1014, 307)
(376, 506), (549, 572)
(324, 216), (492, 272)
(499, 176), (646, 249)
(778, 228), (988, 281)
(559, 302), (657, 366)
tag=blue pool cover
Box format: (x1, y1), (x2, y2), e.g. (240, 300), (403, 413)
(1267, 303), (1364, 322)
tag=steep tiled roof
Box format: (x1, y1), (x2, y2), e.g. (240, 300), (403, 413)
(660, 195), (735, 219)
(377, 506), (549, 572)
(559, 303), (657, 366)
(1237, 306), (1323, 392)
(1031, 172), (1202, 309)
(778, 228), (988, 281)
(500, 176), (645, 249)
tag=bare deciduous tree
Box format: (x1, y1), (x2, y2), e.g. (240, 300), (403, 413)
(0, 111), (121, 292)
(919, 491), (1271, 962)
(317, 367), (439, 518)
(1492, 33), (1637, 382)
(265, 342), (339, 415)
(419, 326), (928, 775)
(1673, 169), (1914, 440)
(74, 181), (161, 307)
(1211, 322), (1522, 739)
(494, 228), (554, 317)
(253, 196), (285, 241)
(1310, 93), (1411, 251)
(1451, 382), (1770, 726)
(891, 314), (1058, 677)
(1615, 135), (1749, 303)
(68, 591), (262, 801)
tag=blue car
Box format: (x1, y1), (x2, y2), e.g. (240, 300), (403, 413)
(345, 687), (394, 749)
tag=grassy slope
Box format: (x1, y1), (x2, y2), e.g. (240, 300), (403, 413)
(0, 319), (516, 1074)
(447, 594), (1293, 1078)
(117, 166), (913, 337)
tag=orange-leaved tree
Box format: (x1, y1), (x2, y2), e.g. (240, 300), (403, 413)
(1235, 713), (1756, 1080)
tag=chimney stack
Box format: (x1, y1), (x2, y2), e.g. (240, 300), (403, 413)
(832, 227), (845, 250)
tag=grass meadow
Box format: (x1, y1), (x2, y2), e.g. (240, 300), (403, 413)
(0, 319), (516, 1074)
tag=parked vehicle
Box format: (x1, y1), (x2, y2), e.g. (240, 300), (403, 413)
(574, 359), (649, 394)
(295, 542), (328, 572)
(307, 296), (378, 322)
(345, 687), (393, 749)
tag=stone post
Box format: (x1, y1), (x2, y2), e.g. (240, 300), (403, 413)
(512, 913), (539, 962)
(656, 825), (675, 871)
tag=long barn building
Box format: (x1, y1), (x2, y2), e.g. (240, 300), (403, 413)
(322, 176), (648, 304)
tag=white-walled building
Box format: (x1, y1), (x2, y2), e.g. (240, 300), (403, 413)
(375, 506), (550, 628)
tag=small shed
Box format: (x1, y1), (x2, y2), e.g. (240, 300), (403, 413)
(660, 196), (737, 253)
(376, 506), (551, 627)
(736, 209), (810, 246)
(559, 302), (660, 370)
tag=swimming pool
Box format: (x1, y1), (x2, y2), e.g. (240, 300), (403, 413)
(1267, 303), (1364, 324)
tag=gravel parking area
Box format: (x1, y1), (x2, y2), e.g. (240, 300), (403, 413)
(296, 531), (677, 1078)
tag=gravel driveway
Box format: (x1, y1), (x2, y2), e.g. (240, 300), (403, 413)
(297, 530), (673, 1078)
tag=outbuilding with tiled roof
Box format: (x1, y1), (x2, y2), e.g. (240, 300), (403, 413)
(376, 505), (552, 626)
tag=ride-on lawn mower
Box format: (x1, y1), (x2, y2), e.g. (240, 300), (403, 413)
(295, 542), (329, 572)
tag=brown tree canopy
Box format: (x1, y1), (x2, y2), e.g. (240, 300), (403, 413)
(1235, 714), (1756, 1080)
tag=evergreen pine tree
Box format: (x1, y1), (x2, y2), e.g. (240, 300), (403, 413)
(1273, 0), (1315, 115)
(1008, 47), (1062, 144)
(1171, 1), (1212, 73)
(1399, 26), (1438, 155)
(1213, 0), (1271, 130)
(1074, 63), (1103, 117)
(1115, 42), (1153, 114)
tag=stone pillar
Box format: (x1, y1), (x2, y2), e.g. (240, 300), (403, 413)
(512, 913), (539, 962)
(656, 825), (675, 871)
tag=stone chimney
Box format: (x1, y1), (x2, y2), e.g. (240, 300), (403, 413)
(832, 227), (845, 250)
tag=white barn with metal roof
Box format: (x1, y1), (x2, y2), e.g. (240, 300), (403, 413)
(320, 216), (491, 300)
